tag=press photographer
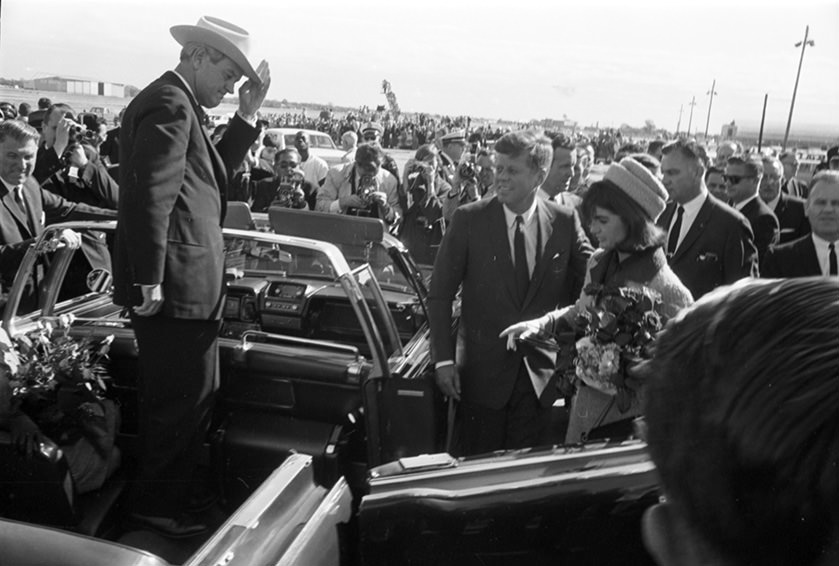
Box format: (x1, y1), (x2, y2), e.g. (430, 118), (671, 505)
(400, 144), (447, 265)
(34, 103), (86, 184)
(250, 147), (315, 212)
(443, 157), (481, 223)
(317, 143), (401, 227)
(41, 141), (120, 214)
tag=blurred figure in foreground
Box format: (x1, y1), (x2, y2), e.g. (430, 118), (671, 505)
(641, 277), (839, 566)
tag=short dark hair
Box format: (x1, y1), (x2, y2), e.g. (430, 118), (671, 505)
(37, 97), (52, 109)
(17, 102), (31, 117)
(726, 155), (763, 177)
(704, 165), (724, 180)
(647, 140), (665, 155)
(274, 147), (300, 162)
(662, 139), (709, 169)
(354, 142), (383, 166)
(414, 144), (438, 163)
(494, 130), (552, 172)
(581, 179), (666, 252)
(546, 131), (574, 151)
(45, 102), (77, 124)
(641, 278), (839, 566)
(627, 153), (661, 176)
(615, 142), (645, 161)
(0, 119), (40, 144)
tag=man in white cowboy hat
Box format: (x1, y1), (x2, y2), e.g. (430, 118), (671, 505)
(113, 15), (270, 538)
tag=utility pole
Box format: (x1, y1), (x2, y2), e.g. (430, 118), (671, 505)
(676, 104), (684, 135)
(687, 96), (697, 137)
(758, 94), (769, 152)
(704, 79), (718, 140)
(783, 25), (815, 150)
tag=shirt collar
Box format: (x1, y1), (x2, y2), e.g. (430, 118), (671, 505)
(171, 70), (198, 105)
(733, 194), (758, 211)
(0, 177), (20, 193)
(811, 232), (837, 249)
(503, 198), (538, 230)
(680, 187), (707, 215)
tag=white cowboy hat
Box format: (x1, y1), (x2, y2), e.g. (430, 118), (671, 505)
(170, 16), (259, 83)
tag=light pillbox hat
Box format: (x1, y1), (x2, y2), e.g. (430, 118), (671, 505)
(171, 16), (260, 83)
(604, 157), (669, 220)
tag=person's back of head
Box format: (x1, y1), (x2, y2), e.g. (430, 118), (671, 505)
(641, 277), (839, 566)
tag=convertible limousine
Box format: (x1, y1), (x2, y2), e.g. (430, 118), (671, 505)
(0, 209), (658, 565)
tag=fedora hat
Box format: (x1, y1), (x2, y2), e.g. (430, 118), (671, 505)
(170, 16), (259, 83)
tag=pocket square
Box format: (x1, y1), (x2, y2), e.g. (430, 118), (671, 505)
(697, 252), (719, 263)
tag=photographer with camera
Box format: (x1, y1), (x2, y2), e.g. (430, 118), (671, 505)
(40, 141), (119, 215)
(251, 147), (315, 212)
(34, 103), (86, 185)
(401, 144), (447, 265)
(442, 157), (481, 223)
(316, 142), (401, 228)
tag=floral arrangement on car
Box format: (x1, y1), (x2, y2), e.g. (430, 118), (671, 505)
(0, 314), (114, 444)
(555, 283), (663, 413)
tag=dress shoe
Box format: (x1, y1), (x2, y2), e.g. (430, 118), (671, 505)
(128, 511), (209, 539)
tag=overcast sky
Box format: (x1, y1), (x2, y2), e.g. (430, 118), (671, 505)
(1, 0), (837, 135)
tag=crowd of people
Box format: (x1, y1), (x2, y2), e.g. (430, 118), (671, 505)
(1, 14), (837, 564)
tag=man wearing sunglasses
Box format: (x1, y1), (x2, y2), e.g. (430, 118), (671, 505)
(724, 156), (779, 263)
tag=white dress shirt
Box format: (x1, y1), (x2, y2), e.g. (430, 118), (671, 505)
(669, 189), (708, 252)
(503, 199), (540, 277)
(811, 233), (839, 276)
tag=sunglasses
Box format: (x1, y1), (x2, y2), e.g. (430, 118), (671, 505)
(723, 174), (754, 185)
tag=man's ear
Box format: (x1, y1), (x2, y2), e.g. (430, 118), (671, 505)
(642, 501), (682, 566)
(535, 167), (548, 187)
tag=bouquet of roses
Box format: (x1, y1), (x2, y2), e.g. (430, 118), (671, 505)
(0, 314), (114, 443)
(556, 283), (663, 412)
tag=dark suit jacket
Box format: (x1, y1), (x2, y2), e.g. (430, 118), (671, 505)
(658, 194), (758, 299)
(739, 197), (779, 262)
(772, 193), (810, 245)
(33, 143), (63, 185)
(113, 71), (258, 319)
(760, 235), (822, 277)
(783, 177), (808, 199)
(428, 196), (593, 410)
(0, 177), (115, 287)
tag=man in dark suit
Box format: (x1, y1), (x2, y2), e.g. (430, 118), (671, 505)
(112, 15), (270, 537)
(760, 155), (810, 244)
(761, 171), (839, 277)
(0, 120), (115, 303)
(779, 151), (809, 199)
(724, 156), (779, 263)
(659, 140), (757, 299)
(428, 130), (592, 456)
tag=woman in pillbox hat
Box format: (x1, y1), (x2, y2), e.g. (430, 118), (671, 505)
(501, 156), (693, 444)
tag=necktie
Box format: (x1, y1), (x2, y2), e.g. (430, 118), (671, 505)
(829, 242), (837, 276)
(514, 215), (529, 302)
(667, 205), (684, 256)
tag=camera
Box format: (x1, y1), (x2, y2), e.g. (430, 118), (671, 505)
(274, 173), (307, 209)
(357, 174), (378, 206)
(406, 163), (430, 200)
(458, 161), (477, 183)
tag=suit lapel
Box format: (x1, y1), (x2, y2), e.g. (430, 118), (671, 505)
(801, 237), (821, 275)
(1, 184), (34, 238)
(672, 196), (713, 262)
(161, 72), (228, 219)
(522, 199), (555, 309)
(487, 199), (519, 306)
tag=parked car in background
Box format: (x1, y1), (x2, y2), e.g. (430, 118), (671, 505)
(264, 127), (346, 167)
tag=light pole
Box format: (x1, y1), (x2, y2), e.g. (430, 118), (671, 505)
(676, 104), (684, 135)
(704, 79), (718, 140)
(687, 96), (697, 137)
(783, 25), (815, 150)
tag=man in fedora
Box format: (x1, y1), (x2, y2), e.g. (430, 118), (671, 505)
(113, 15), (270, 538)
